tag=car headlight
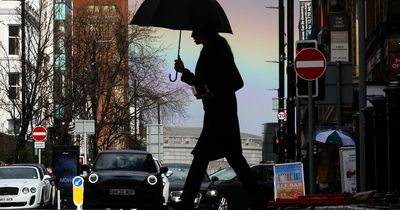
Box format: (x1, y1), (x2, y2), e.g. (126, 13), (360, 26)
(206, 189), (218, 196)
(22, 187), (30, 194)
(30, 187), (37, 193)
(170, 191), (183, 202)
(88, 173), (99, 184)
(147, 175), (158, 185)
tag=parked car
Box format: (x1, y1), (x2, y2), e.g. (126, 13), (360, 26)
(82, 149), (168, 210)
(154, 157), (172, 206)
(0, 164), (56, 209)
(209, 163), (275, 210)
(163, 163), (218, 210)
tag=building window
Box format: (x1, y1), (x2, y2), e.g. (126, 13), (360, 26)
(55, 2), (66, 20)
(330, 0), (346, 12)
(7, 119), (21, 134)
(54, 104), (64, 119)
(8, 73), (20, 100)
(8, 25), (20, 55)
(55, 53), (66, 70)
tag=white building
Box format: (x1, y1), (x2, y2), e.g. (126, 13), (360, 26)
(0, 0), (23, 133)
(149, 126), (263, 172)
(0, 0), (53, 134)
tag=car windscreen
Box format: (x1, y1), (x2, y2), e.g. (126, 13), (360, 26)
(93, 153), (157, 173)
(210, 167), (236, 181)
(167, 165), (209, 182)
(0, 167), (39, 179)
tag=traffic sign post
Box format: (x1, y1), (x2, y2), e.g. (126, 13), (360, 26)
(72, 176), (84, 209)
(294, 48), (327, 194)
(32, 126), (47, 164)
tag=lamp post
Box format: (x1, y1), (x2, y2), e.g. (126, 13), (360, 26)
(266, 1), (285, 163)
(278, 0), (286, 163)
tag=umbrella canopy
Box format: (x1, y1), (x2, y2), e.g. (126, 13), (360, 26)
(131, 0), (232, 33)
(315, 130), (355, 146)
(131, 0), (232, 81)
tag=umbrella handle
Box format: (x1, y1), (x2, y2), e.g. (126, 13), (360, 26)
(169, 30), (182, 82)
(169, 72), (178, 82)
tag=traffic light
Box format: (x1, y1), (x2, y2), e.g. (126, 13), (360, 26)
(295, 40), (324, 100)
(273, 136), (280, 154)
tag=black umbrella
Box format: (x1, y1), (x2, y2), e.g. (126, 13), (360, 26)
(131, 0), (232, 82)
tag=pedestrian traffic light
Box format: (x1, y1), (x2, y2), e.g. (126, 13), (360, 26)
(295, 40), (317, 54)
(273, 136), (280, 154)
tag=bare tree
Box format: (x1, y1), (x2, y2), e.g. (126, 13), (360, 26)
(0, 0), (55, 162)
(128, 26), (191, 149)
(71, 1), (190, 154)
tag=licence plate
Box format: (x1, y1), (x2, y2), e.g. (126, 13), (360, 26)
(109, 189), (135, 195)
(0, 197), (14, 202)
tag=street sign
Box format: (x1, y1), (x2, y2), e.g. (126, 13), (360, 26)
(72, 176), (84, 208)
(32, 126), (47, 142)
(277, 111), (286, 121)
(34, 142), (45, 149)
(294, 48), (327, 80)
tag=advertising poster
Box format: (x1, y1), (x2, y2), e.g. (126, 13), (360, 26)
(299, 0), (313, 40)
(273, 162), (305, 199)
(339, 147), (357, 192)
(52, 146), (80, 190)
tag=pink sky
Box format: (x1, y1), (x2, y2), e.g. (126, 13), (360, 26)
(130, 0), (300, 135)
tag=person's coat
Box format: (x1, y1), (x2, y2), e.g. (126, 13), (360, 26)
(181, 34), (243, 160)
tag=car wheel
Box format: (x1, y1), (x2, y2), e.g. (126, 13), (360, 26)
(216, 195), (230, 210)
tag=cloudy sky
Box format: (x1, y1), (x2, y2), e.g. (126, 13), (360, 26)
(131, 0), (300, 136)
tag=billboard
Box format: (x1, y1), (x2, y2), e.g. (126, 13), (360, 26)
(273, 162), (305, 199)
(52, 146), (80, 191)
(339, 147), (357, 193)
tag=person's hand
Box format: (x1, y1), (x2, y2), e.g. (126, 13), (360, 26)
(174, 57), (185, 73)
(195, 85), (214, 99)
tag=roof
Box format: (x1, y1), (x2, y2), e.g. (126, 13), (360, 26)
(100, 149), (150, 154)
(164, 126), (261, 139)
(162, 163), (191, 167)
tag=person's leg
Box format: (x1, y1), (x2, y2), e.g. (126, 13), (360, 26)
(179, 155), (209, 209)
(226, 154), (268, 210)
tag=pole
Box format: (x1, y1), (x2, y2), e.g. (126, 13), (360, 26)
(278, 0), (285, 163)
(157, 102), (161, 160)
(38, 148), (41, 164)
(358, 0), (367, 192)
(134, 79), (137, 148)
(336, 62), (342, 128)
(57, 190), (61, 210)
(83, 132), (87, 164)
(286, 0), (295, 161)
(21, 0), (26, 137)
(308, 81), (315, 194)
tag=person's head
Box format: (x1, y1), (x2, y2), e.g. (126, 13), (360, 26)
(191, 29), (218, 45)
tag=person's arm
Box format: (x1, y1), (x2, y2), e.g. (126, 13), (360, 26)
(174, 57), (195, 86)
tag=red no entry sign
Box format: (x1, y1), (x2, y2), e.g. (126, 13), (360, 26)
(294, 48), (327, 80)
(32, 126), (47, 142)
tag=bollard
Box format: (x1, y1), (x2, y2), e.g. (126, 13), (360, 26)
(383, 74), (400, 202)
(369, 96), (388, 200)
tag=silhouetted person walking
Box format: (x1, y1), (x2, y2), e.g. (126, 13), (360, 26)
(174, 29), (269, 210)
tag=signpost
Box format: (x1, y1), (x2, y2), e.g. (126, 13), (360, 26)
(294, 48), (327, 194)
(72, 176), (84, 209)
(32, 126), (47, 164)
